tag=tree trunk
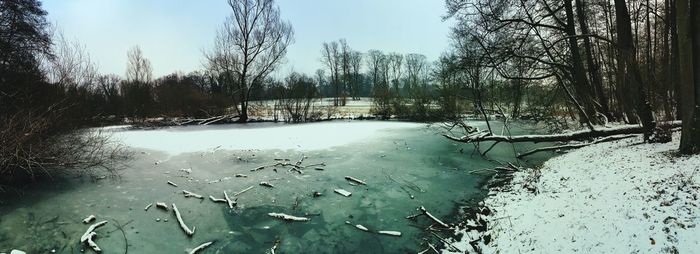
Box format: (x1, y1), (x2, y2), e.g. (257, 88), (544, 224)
(564, 0), (597, 123)
(614, 0), (657, 140)
(678, 0), (700, 153)
(575, 0), (611, 119)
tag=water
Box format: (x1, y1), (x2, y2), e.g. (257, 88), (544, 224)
(0, 120), (552, 253)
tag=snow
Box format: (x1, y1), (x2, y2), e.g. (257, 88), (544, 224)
(107, 120), (421, 155)
(446, 132), (700, 253)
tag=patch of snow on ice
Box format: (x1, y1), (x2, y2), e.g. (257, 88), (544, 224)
(109, 121), (422, 155)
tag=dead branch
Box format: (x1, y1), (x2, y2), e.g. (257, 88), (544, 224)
(234, 185), (254, 196)
(419, 206), (449, 228)
(223, 191), (237, 209)
(183, 190), (204, 199)
(189, 241), (214, 254)
(344, 176), (367, 185)
(172, 204), (195, 237)
(268, 212), (309, 222)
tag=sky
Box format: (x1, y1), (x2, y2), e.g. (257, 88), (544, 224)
(42, 0), (455, 78)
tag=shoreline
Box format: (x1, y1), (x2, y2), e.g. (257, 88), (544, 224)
(444, 132), (700, 253)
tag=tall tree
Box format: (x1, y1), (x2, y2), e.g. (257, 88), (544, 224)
(321, 41), (341, 106)
(677, 0), (700, 153)
(213, 0), (293, 122)
(614, 0), (656, 140)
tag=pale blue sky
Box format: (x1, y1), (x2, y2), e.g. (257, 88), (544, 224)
(42, 0), (454, 78)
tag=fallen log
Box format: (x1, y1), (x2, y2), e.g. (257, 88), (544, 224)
(80, 221), (108, 243)
(444, 121), (681, 144)
(188, 241), (214, 254)
(183, 190), (204, 199)
(419, 206), (449, 228)
(516, 134), (638, 158)
(334, 189), (352, 197)
(83, 215), (96, 224)
(344, 176), (367, 185)
(172, 204), (195, 237)
(268, 213), (310, 222)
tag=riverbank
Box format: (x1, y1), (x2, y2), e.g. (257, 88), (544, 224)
(446, 132), (700, 253)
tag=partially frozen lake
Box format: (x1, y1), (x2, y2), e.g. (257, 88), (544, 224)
(0, 120), (548, 253)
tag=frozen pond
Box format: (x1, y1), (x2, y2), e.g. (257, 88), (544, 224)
(0, 120), (550, 253)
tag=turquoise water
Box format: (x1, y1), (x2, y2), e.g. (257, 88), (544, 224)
(0, 121), (551, 253)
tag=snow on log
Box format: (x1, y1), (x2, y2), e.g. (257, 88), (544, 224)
(378, 230), (402, 237)
(259, 181), (274, 188)
(223, 191), (237, 209)
(267, 213), (310, 222)
(235, 174), (248, 178)
(144, 203), (153, 211)
(172, 204), (195, 237)
(443, 121), (681, 143)
(334, 189), (352, 197)
(516, 134), (638, 158)
(188, 241), (213, 254)
(183, 190), (204, 199)
(80, 220), (108, 243)
(156, 202), (168, 211)
(234, 185), (254, 196)
(344, 176), (367, 185)
(419, 206), (450, 228)
(85, 232), (102, 252)
(167, 181), (178, 187)
(82, 215), (96, 224)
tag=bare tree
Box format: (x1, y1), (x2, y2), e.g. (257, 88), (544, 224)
(321, 41), (342, 106)
(46, 32), (99, 89)
(208, 0), (293, 122)
(125, 45), (152, 84)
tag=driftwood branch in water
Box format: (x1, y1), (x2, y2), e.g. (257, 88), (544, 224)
(85, 232), (101, 252)
(419, 206), (450, 228)
(183, 190), (204, 199)
(188, 241), (214, 254)
(444, 121), (681, 144)
(156, 202), (168, 211)
(344, 176), (367, 185)
(223, 191), (236, 209)
(268, 213), (310, 222)
(81, 221), (108, 243)
(516, 134), (638, 158)
(234, 185), (254, 196)
(172, 204), (195, 236)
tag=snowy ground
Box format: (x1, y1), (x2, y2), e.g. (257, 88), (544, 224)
(446, 132), (700, 253)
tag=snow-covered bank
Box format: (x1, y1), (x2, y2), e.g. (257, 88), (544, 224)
(446, 133), (700, 253)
